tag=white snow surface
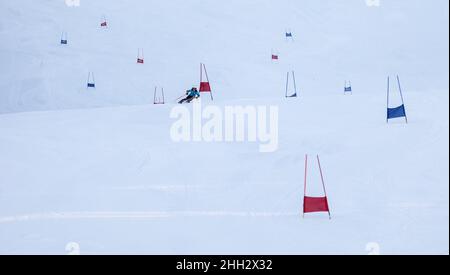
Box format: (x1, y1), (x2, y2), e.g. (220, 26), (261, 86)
(0, 0), (448, 254)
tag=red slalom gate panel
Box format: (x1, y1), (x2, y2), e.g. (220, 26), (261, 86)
(199, 63), (214, 100)
(303, 196), (330, 213)
(303, 155), (331, 219)
(199, 82), (211, 92)
(272, 54), (279, 60)
(137, 49), (144, 64)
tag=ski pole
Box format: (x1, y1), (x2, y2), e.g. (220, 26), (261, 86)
(175, 93), (187, 103)
(175, 95), (184, 101)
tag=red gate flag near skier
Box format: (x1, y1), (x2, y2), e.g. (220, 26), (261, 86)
(199, 63), (214, 100)
(303, 154), (331, 219)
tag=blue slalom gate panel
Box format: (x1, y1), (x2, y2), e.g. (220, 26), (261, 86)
(287, 93), (297, 98)
(87, 83), (95, 88)
(344, 87), (352, 92)
(387, 104), (406, 120)
(61, 40), (68, 45)
(286, 32), (293, 37)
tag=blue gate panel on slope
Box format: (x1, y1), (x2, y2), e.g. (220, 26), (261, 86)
(387, 104), (406, 119)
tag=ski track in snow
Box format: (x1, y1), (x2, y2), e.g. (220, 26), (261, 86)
(0, 211), (299, 224)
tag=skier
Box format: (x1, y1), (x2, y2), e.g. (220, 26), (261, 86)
(178, 87), (200, 104)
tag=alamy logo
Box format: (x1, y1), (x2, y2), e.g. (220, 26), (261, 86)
(170, 100), (279, 153)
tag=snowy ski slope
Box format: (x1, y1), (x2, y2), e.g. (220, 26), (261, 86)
(0, 0), (448, 254)
(0, 0), (448, 113)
